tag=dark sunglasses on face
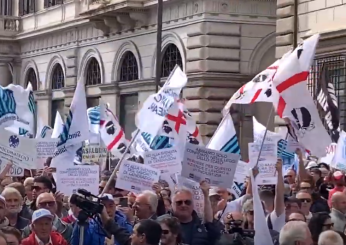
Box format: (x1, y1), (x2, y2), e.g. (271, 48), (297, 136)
(298, 198), (311, 203)
(31, 186), (42, 191)
(38, 201), (55, 207)
(162, 230), (170, 235)
(285, 175), (292, 178)
(175, 200), (192, 206)
(247, 210), (254, 215)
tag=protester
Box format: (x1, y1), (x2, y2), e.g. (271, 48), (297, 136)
(22, 193), (73, 242)
(133, 190), (159, 221)
(1, 187), (30, 230)
(21, 209), (69, 245)
(318, 230), (343, 245)
(0, 231), (7, 245)
(287, 211), (306, 222)
(328, 171), (345, 207)
(329, 192), (346, 233)
(279, 221), (313, 245)
(158, 216), (184, 245)
(1, 227), (21, 245)
(30, 176), (53, 212)
(6, 182), (32, 220)
(308, 212), (334, 244)
(296, 191), (313, 222)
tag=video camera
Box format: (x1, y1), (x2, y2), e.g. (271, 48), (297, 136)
(70, 189), (105, 223)
(226, 221), (255, 245)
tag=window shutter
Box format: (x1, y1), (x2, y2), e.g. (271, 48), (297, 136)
(44, 0), (49, 8)
(18, 0), (24, 16)
(8, 0), (13, 16)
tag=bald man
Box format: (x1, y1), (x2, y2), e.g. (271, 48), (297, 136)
(22, 193), (73, 242)
(318, 230), (343, 245)
(330, 192), (346, 233)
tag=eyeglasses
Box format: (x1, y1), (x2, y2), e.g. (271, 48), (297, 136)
(38, 201), (55, 207)
(162, 230), (170, 235)
(31, 186), (42, 191)
(298, 198), (311, 203)
(175, 200), (192, 206)
(323, 223), (334, 229)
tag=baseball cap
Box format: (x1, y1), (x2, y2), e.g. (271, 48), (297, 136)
(0, 195), (5, 205)
(305, 161), (318, 170)
(32, 209), (54, 223)
(98, 193), (113, 201)
(209, 188), (220, 197)
(333, 171), (344, 180)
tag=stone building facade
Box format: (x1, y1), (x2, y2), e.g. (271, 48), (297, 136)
(276, 0), (346, 131)
(0, 0), (278, 158)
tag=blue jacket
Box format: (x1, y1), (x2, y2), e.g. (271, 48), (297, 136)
(71, 219), (106, 245)
(114, 210), (133, 245)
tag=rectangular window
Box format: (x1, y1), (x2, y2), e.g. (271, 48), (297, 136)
(44, 0), (63, 9)
(18, 0), (36, 16)
(0, 0), (12, 15)
(308, 55), (346, 130)
(51, 100), (64, 127)
(119, 94), (138, 139)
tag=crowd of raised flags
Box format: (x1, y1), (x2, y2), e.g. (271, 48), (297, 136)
(1, 33), (346, 244)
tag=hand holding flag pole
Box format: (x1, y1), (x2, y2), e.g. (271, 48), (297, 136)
(100, 129), (141, 196)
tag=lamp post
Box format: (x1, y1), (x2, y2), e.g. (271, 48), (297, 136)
(155, 0), (163, 93)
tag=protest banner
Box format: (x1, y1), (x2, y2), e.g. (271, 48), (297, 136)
(0, 128), (37, 169)
(144, 148), (181, 175)
(176, 175), (204, 218)
(56, 165), (99, 196)
(36, 138), (59, 159)
(181, 143), (240, 188)
(82, 144), (110, 163)
(116, 160), (160, 194)
(249, 141), (277, 184)
(234, 160), (249, 183)
(0, 160), (24, 176)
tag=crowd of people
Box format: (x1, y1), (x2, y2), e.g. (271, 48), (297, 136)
(1, 148), (346, 245)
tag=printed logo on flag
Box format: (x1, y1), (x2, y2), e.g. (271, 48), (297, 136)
(88, 106), (100, 125)
(291, 107), (315, 137)
(220, 135), (241, 154)
(40, 126), (52, 138)
(0, 89), (16, 121)
(9, 135), (19, 148)
(58, 111), (80, 147)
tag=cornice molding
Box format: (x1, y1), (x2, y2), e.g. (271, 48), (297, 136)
(34, 89), (52, 100)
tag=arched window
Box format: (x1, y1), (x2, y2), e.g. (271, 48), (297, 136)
(51, 64), (65, 90)
(119, 52), (139, 82)
(86, 58), (101, 86)
(26, 68), (38, 91)
(161, 44), (183, 77)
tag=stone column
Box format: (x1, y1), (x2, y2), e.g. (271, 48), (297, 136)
(34, 90), (52, 126)
(0, 62), (12, 86)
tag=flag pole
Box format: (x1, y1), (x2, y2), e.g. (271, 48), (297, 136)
(155, 0), (163, 93)
(100, 129), (141, 195)
(254, 106), (275, 167)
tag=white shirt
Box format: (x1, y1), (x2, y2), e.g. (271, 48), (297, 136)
(268, 211), (285, 232)
(217, 195), (248, 223)
(35, 235), (52, 245)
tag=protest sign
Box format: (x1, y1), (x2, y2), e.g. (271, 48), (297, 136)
(332, 131), (346, 171)
(82, 144), (110, 163)
(144, 148), (181, 175)
(234, 160), (249, 183)
(181, 144), (240, 188)
(249, 142), (277, 184)
(0, 128), (37, 169)
(36, 138), (59, 159)
(116, 160), (160, 194)
(176, 175), (204, 218)
(56, 165), (99, 196)
(0, 160), (24, 176)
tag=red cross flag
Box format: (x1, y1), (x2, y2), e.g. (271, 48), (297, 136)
(272, 34), (331, 157)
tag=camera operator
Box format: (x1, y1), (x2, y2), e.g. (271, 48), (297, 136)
(99, 206), (162, 245)
(221, 211), (254, 245)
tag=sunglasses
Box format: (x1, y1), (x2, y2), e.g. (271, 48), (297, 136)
(31, 186), (42, 191)
(300, 187), (311, 190)
(38, 201), (55, 207)
(247, 210), (254, 215)
(162, 230), (170, 235)
(285, 175), (292, 178)
(323, 223), (334, 229)
(298, 198), (311, 203)
(175, 200), (192, 206)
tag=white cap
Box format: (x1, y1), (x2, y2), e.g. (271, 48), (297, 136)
(32, 209), (54, 223)
(0, 195), (6, 205)
(209, 188), (220, 197)
(98, 193), (113, 201)
(305, 161), (318, 169)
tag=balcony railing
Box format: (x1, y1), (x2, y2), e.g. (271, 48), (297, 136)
(0, 16), (20, 35)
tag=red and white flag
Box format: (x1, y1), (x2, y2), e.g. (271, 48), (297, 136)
(272, 34), (331, 157)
